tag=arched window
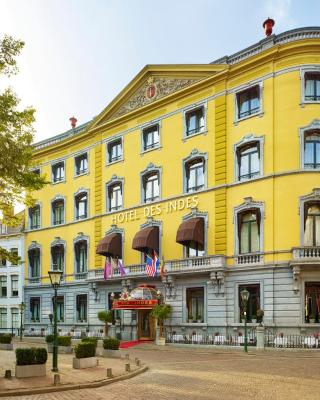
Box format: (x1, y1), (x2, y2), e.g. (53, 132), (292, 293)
(108, 182), (123, 211)
(186, 158), (205, 193)
(237, 143), (260, 180)
(52, 199), (64, 225)
(238, 210), (260, 254)
(304, 203), (320, 246)
(304, 130), (320, 169)
(75, 240), (88, 273)
(51, 244), (64, 272)
(28, 247), (40, 279)
(142, 172), (160, 203)
(29, 205), (40, 229)
(75, 192), (88, 219)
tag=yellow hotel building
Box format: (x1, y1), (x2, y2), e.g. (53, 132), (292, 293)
(24, 26), (320, 340)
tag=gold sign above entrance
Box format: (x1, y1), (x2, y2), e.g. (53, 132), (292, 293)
(112, 195), (199, 225)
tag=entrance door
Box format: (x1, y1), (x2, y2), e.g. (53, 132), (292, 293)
(138, 310), (155, 340)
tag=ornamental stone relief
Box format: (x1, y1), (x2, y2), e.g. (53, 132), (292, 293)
(111, 77), (202, 119)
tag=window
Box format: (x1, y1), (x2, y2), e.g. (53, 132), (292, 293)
(10, 248), (18, 266)
(186, 287), (204, 322)
(75, 153), (88, 176)
(11, 308), (19, 328)
(107, 139), (122, 163)
(11, 275), (18, 297)
(304, 131), (320, 169)
(1, 257), (6, 267)
(237, 143), (260, 180)
(29, 248), (40, 278)
(185, 107), (205, 136)
(304, 203), (320, 246)
(30, 298), (40, 322)
(29, 205), (40, 229)
(236, 85), (260, 120)
(108, 292), (122, 323)
(108, 183), (123, 211)
(186, 158), (205, 193)
(52, 296), (64, 323)
(0, 276), (7, 297)
(52, 161), (65, 183)
(304, 72), (320, 101)
(239, 284), (260, 323)
(75, 241), (87, 273)
(0, 308), (7, 328)
(185, 241), (205, 257)
(305, 283), (320, 323)
(52, 199), (64, 225)
(238, 210), (260, 254)
(75, 192), (88, 219)
(51, 245), (64, 272)
(142, 172), (160, 203)
(142, 124), (160, 151)
(76, 294), (87, 322)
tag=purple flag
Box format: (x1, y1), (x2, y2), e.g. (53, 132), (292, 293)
(104, 258), (111, 280)
(118, 259), (126, 277)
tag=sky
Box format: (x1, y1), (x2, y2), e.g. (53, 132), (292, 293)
(0, 0), (319, 143)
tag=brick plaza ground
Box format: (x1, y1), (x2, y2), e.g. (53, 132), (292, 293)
(1, 344), (320, 399)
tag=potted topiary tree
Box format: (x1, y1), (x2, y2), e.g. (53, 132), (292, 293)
(73, 342), (97, 369)
(102, 337), (121, 358)
(97, 310), (113, 337)
(15, 348), (47, 378)
(0, 334), (13, 350)
(45, 335), (72, 354)
(150, 304), (172, 345)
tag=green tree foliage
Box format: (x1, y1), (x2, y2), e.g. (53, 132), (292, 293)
(0, 35), (47, 263)
(97, 310), (113, 336)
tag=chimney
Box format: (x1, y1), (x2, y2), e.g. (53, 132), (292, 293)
(69, 116), (77, 129)
(263, 18), (275, 37)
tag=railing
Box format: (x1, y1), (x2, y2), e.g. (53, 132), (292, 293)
(265, 333), (320, 348)
(87, 264), (146, 280)
(166, 255), (225, 272)
(236, 253), (263, 265)
(74, 272), (88, 280)
(292, 246), (320, 260)
(28, 277), (41, 284)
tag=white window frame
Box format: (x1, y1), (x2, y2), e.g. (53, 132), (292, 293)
(106, 136), (123, 165)
(51, 160), (66, 184)
(141, 121), (161, 154)
(74, 151), (89, 177)
(74, 188), (89, 221)
(300, 67), (320, 106)
(106, 175), (124, 212)
(140, 163), (162, 204)
(182, 149), (208, 194)
(183, 102), (207, 140)
(234, 81), (263, 124)
(299, 119), (320, 170)
(51, 195), (66, 226)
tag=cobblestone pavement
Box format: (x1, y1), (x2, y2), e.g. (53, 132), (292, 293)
(2, 345), (320, 400)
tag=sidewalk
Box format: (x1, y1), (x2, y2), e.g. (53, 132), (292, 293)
(0, 340), (146, 397)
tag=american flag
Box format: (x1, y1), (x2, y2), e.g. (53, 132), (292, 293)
(145, 253), (155, 277)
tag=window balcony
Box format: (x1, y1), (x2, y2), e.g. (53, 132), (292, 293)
(292, 246), (320, 260)
(74, 272), (88, 280)
(235, 253), (263, 265)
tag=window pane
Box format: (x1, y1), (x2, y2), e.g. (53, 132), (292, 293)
(239, 284), (260, 322)
(251, 151), (260, 174)
(11, 309), (19, 328)
(186, 287), (204, 322)
(250, 221), (260, 252)
(240, 155), (249, 179)
(0, 308), (7, 328)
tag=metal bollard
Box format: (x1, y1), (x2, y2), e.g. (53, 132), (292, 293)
(125, 363), (130, 372)
(107, 368), (113, 378)
(53, 374), (60, 386)
(136, 359), (141, 367)
(125, 353), (130, 360)
(4, 370), (11, 379)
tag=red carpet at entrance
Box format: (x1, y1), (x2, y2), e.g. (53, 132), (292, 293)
(120, 340), (151, 349)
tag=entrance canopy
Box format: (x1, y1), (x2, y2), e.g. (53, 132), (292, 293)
(96, 233), (122, 258)
(132, 226), (159, 253)
(112, 285), (159, 310)
(176, 217), (204, 246)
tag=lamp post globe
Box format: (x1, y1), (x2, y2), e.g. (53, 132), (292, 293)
(48, 270), (63, 372)
(240, 289), (250, 353)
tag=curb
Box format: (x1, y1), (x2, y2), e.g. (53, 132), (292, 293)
(0, 365), (148, 397)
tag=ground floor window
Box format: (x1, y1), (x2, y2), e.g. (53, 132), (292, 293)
(52, 296), (64, 323)
(11, 308), (19, 328)
(30, 297), (40, 322)
(108, 292), (122, 323)
(305, 283), (320, 323)
(186, 287), (204, 322)
(76, 294), (87, 322)
(0, 308), (7, 328)
(238, 284), (260, 322)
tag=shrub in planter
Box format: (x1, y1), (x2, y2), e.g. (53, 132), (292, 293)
(0, 334), (12, 344)
(45, 334), (54, 344)
(74, 342), (96, 359)
(103, 337), (120, 350)
(82, 337), (98, 348)
(16, 348), (47, 365)
(58, 336), (71, 347)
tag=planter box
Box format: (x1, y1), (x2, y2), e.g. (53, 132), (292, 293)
(47, 344), (73, 354)
(156, 337), (166, 346)
(102, 349), (121, 358)
(0, 343), (13, 350)
(15, 364), (46, 378)
(73, 356), (98, 369)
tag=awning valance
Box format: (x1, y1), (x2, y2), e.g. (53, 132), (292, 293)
(132, 226), (159, 254)
(96, 233), (122, 258)
(176, 217), (204, 246)
(112, 299), (158, 310)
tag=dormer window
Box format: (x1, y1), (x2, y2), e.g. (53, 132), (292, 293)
(107, 139), (122, 163)
(305, 72), (320, 102)
(75, 153), (88, 176)
(236, 85), (260, 120)
(52, 161), (65, 183)
(185, 106), (205, 137)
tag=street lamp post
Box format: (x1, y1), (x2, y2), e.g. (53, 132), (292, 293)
(48, 270), (63, 372)
(18, 302), (26, 341)
(240, 289), (250, 353)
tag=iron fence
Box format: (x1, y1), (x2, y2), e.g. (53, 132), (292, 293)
(265, 332), (320, 349)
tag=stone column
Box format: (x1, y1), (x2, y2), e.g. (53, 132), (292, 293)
(256, 326), (265, 350)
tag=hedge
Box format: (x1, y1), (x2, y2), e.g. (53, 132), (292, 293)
(103, 337), (120, 350)
(45, 335), (71, 346)
(74, 342), (96, 359)
(0, 334), (12, 344)
(81, 337), (98, 348)
(16, 348), (48, 365)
